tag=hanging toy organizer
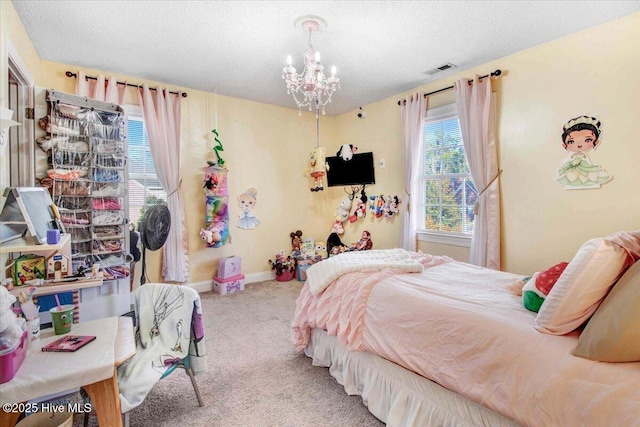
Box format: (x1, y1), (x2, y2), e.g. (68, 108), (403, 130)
(202, 165), (231, 247)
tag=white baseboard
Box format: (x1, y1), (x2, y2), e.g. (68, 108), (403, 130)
(187, 270), (274, 294)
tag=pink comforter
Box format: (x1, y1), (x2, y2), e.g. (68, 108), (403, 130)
(291, 259), (640, 427)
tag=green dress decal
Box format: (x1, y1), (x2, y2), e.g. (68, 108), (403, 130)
(555, 115), (612, 190)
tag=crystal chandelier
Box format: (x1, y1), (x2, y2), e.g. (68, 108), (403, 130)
(282, 16), (340, 115)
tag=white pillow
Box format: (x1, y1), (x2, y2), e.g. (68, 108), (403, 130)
(535, 237), (631, 335)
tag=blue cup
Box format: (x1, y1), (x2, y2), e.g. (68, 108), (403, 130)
(47, 229), (60, 245)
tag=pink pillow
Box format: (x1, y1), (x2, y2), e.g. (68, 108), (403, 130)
(535, 237), (632, 335)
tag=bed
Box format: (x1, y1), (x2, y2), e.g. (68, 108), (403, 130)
(291, 235), (640, 427)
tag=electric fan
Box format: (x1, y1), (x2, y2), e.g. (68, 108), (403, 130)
(139, 203), (171, 285)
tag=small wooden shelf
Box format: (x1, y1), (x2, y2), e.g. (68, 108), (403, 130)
(8, 277), (103, 297)
(0, 233), (70, 254)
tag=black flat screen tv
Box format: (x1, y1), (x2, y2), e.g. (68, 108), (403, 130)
(326, 152), (375, 187)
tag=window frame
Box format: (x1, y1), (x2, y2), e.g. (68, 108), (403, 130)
(416, 103), (473, 248)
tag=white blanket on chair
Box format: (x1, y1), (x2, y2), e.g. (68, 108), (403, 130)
(118, 284), (207, 413)
(306, 248), (424, 296)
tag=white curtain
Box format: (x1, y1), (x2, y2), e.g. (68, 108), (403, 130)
(137, 84), (189, 282)
(454, 75), (501, 269)
(75, 71), (126, 105)
(400, 93), (427, 251)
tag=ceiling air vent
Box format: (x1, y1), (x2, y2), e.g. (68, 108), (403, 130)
(424, 62), (457, 76)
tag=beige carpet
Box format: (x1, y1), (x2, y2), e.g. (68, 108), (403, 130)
(70, 280), (384, 426)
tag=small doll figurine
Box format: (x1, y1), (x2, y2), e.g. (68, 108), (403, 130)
(237, 188), (260, 229)
(289, 231), (303, 258)
(352, 231), (373, 251)
(309, 147), (329, 192)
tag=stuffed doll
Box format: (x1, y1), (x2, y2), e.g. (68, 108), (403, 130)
(200, 226), (222, 246)
(0, 286), (24, 351)
(390, 196), (400, 216)
(331, 220), (344, 235)
(352, 231), (373, 251)
(336, 144), (358, 161)
(336, 195), (353, 223)
(309, 147), (329, 192)
(349, 190), (368, 223)
(301, 237), (315, 258)
(375, 195), (385, 218)
(348, 200), (367, 223)
(327, 232), (348, 256)
(314, 242), (328, 259)
(289, 230), (303, 258)
(382, 195), (393, 218)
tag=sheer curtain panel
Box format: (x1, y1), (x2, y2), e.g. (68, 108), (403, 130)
(137, 84), (189, 282)
(454, 76), (501, 269)
(400, 93), (427, 251)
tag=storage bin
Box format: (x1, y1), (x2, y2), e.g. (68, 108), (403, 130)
(213, 274), (245, 295)
(276, 270), (295, 282)
(92, 182), (124, 197)
(91, 137), (124, 154)
(93, 152), (125, 169)
(16, 410), (73, 427)
(297, 264), (312, 281)
(217, 256), (242, 279)
(0, 331), (27, 384)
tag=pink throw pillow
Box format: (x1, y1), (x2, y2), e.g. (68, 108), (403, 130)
(535, 237), (632, 335)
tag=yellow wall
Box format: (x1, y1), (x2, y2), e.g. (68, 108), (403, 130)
(3, 0), (639, 281)
(335, 12), (640, 274)
(37, 61), (344, 283)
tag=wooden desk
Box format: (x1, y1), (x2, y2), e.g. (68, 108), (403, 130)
(0, 317), (135, 427)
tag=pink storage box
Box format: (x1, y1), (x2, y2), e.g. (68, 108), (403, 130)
(0, 330), (27, 384)
(213, 274), (245, 295)
(217, 256), (242, 280)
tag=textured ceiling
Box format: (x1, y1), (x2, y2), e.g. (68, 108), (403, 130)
(11, 1), (640, 115)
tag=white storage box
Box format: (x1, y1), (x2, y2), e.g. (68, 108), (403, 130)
(213, 274), (245, 295)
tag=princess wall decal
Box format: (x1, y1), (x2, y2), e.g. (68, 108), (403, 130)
(554, 115), (612, 189)
(237, 187), (260, 230)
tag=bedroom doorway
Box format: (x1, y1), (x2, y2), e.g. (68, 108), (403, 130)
(5, 39), (35, 188)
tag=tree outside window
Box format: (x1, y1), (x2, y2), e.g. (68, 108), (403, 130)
(422, 115), (477, 235)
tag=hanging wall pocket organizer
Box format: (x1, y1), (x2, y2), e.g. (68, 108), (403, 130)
(202, 165), (230, 247)
(45, 90), (129, 279)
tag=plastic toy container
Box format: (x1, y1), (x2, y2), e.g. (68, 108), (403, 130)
(0, 330), (28, 384)
(213, 274), (245, 295)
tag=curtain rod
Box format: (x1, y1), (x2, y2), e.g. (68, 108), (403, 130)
(397, 69), (501, 105)
(65, 71), (188, 98)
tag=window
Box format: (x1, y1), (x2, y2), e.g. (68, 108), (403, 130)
(418, 104), (477, 246)
(126, 108), (166, 229)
